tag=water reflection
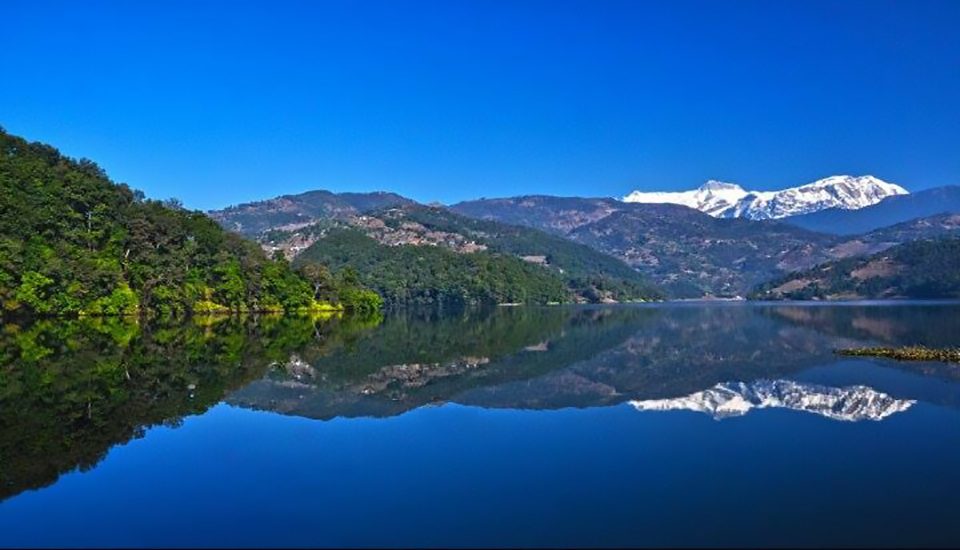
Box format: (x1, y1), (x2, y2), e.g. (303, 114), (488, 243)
(630, 379), (915, 421)
(0, 313), (381, 501)
(2, 302), (960, 503)
(234, 303), (960, 417)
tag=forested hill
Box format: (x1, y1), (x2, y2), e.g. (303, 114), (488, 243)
(269, 204), (662, 305)
(751, 238), (960, 300)
(294, 227), (574, 306)
(0, 128), (380, 316)
(209, 186), (663, 305)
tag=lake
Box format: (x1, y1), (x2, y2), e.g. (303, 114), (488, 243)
(2, 302), (960, 547)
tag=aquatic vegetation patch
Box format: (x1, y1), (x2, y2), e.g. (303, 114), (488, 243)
(836, 346), (960, 363)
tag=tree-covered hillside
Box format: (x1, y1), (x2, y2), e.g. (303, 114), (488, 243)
(293, 228), (573, 306)
(0, 128), (379, 316)
(218, 195), (662, 304)
(364, 205), (661, 302)
(752, 238), (960, 300)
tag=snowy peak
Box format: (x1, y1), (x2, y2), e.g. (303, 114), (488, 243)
(622, 175), (908, 220)
(700, 180), (745, 192)
(629, 379), (914, 422)
(622, 180), (749, 217)
(807, 174), (902, 193)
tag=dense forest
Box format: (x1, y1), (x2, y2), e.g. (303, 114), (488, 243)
(294, 228), (572, 306)
(373, 205), (661, 302)
(0, 128), (380, 317)
(752, 238), (960, 300)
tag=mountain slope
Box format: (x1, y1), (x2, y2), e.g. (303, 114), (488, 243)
(292, 227), (573, 306)
(567, 205), (839, 297)
(0, 128), (374, 316)
(454, 196), (839, 298)
(373, 205), (659, 300)
(215, 192), (662, 304)
(622, 175), (907, 220)
(785, 185), (960, 235)
(283, 204), (661, 304)
(823, 213), (960, 259)
(209, 190), (414, 236)
(452, 195), (624, 235)
(752, 238), (960, 300)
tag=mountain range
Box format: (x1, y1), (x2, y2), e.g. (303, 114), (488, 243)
(4, 126), (957, 306)
(622, 175), (908, 220)
(478, 199), (839, 297)
(784, 185), (960, 235)
(230, 200), (662, 305)
(211, 175), (960, 300)
(451, 193), (960, 298)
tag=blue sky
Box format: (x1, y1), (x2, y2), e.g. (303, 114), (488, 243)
(3, 0), (958, 210)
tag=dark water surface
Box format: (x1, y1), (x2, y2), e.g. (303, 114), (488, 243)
(2, 303), (960, 547)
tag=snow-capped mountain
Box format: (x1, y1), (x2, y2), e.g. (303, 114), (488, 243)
(629, 379), (914, 422)
(622, 175), (909, 220)
(621, 180), (748, 216)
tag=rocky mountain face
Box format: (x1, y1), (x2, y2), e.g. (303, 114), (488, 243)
(785, 185), (960, 235)
(629, 379), (914, 421)
(622, 175), (908, 220)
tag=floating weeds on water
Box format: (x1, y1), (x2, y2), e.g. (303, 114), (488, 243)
(835, 346), (960, 364)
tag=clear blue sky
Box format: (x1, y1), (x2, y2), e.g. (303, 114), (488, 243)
(3, 0), (958, 210)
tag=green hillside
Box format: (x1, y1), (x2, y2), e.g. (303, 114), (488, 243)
(293, 228), (572, 306)
(367, 205), (661, 302)
(217, 194), (663, 304)
(752, 238), (960, 300)
(0, 128), (379, 316)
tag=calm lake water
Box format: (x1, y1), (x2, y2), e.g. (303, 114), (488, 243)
(2, 302), (960, 547)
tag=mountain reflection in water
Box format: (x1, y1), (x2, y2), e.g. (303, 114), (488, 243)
(2, 303), (960, 503)
(630, 379), (915, 421)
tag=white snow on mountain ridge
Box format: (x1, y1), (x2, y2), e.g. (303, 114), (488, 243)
(621, 175), (909, 220)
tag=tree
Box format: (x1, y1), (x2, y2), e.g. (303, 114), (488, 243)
(299, 262), (335, 301)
